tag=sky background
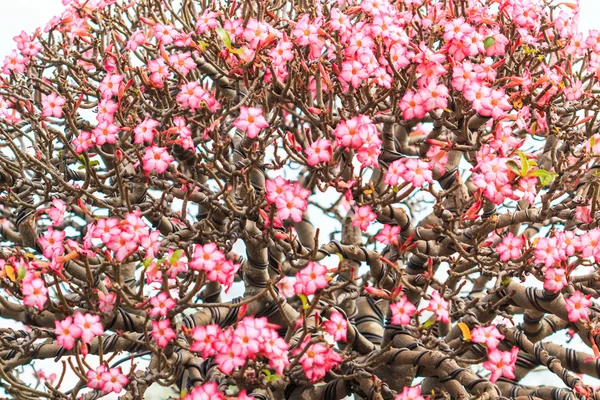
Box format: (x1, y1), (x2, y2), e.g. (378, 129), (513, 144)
(0, 0), (599, 396)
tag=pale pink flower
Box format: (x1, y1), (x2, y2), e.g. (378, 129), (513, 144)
(543, 267), (568, 293)
(152, 319), (177, 348)
(150, 292), (176, 317)
(352, 205), (377, 232)
(471, 325), (504, 349)
(55, 316), (83, 350)
(74, 312), (104, 344)
(233, 107), (269, 138)
(323, 311), (347, 342)
(390, 296), (417, 325)
(565, 291), (592, 322)
(143, 146), (173, 174)
(42, 93), (66, 118)
(395, 386), (425, 400)
(483, 347), (519, 383)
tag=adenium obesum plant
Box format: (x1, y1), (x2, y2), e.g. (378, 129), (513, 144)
(0, 0), (599, 398)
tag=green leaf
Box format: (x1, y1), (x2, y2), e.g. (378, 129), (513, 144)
(215, 27), (244, 55)
(591, 135), (596, 149)
(169, 249), (184, 265)
(517, 151), (530, 176)
(502, 277), (511, 286)
(89, 160), (100, 167)
(506, 160), (520, 175)
(17, 265), (26, 281)
(297, 293), (310, 310)
(526, 169), (549, 178)
(483, 37), (496, 49)
(216, 27), (234, 50)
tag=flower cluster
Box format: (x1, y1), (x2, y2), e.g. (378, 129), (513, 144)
(265, 177), (310, 224)
(190, 242), (240, 290)
(55, 312), (104, 350)
(332, 115), (381, 168)
(87, 365), (129, 395)
(190, 317), (290, 376)
(292, 338), (342, 382)
(90, 211), (159, 261)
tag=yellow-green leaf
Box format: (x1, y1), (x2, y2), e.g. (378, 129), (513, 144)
(297, 293), (310, 310)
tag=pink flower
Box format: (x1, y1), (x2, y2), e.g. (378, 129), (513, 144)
(190, 243), (225, 272)
(55, 316), (83, 350)
(184, 382), (224, 400)
(233, 107), (269, 138)
(483, 347), (519, 383)
(534, 237), (562, 268)
(92, 120), (119, 146)
(72, 130), (94, 154)
(376, 225), (400, 245)
(427, 290), (450, 323)
(143, 146), (173, 174)
(134, 118), (159, 144)
(98, 291), (117, 313)
(74, 312), (104, 344)
(323, 311), (347, 342)
(42, 93), (66, 118)
(565, 291), (592, 322)
(195, 10), (220, 34)
(169, 52), (197, 76)
(126, 29), (146, 51)
(2, 50), (28, 74)
(352, 205), (377, 232)
(22, 277), (48, 310)
(399, 90), (426, 120)
(47, 198), (66, 226)
(295, 341), (342, 382)
(294, 262), (328, 296)
(401, 158), (433, 188)
(100, 366), (129, 393)
(305, 138), (332, 166)
(190, 324), (221, 358)
(215, 338), (246, 374)
(150, 292), (176, 317)
(390, 296), (417, 325)
(86, 365), (107, 390)
(496, 233), (524, 262)
(98, 73), (123, 98)
(543, 267), (568, 293)
(395, 386), (425, 400)
(38, 227), (66, 259)
(339, 60), (370, 88)
(152, 319), (177, 348)
(274, 187), (308, 223)
(471, 325), (504, 349)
